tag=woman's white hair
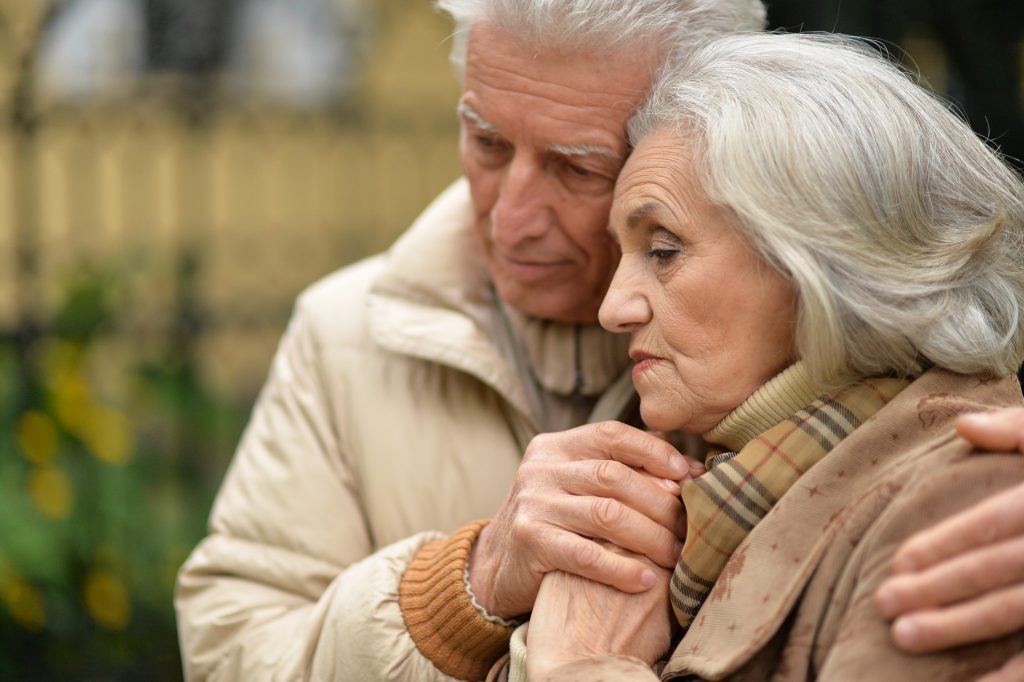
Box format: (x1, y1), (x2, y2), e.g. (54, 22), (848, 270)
(630, 32), (1024, 383)
(434, 0), (767, 79)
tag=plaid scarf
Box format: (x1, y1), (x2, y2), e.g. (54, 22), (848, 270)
(670, 374), (909, 629)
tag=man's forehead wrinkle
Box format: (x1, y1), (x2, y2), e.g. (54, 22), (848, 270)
(465, 55), (646, 114)
(462, 90), (632, 155)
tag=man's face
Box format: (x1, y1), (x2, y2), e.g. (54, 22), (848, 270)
(458, 24), (654, 323)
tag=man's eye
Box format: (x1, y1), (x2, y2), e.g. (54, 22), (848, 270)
(475, 135), (498, 148)
(568, 163), (590, 177)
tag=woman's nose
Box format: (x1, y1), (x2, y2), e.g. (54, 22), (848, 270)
(598, 261), (651, 333)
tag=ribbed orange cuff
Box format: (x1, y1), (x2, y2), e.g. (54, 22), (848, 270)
(399, 520), (514, 681)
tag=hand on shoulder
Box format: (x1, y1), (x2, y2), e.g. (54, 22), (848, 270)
(875, 407), (1024, 660)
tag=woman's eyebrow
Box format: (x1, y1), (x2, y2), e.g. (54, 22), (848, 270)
(627, 201), (666, 230)
(456, 102), (499, 134)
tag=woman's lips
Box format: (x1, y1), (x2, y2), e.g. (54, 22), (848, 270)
(630, 351), (661, 379)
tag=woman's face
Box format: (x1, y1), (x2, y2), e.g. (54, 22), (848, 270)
(599, 130), (798, 434)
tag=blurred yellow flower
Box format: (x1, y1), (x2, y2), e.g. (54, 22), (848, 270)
(1, 575), (46, 632)
(79, 407), (135, 465)
(27, 467), (73, 519)
(16, 411), (59, 466)
(52, 369), (93, 435)
(38, 340), (84, 377)
(40, 342), (136, 464)
(83, 569), (131, 631)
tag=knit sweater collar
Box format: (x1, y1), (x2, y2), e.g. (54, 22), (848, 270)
(704, 362), (822, 453)
(498, 303), (630, 398)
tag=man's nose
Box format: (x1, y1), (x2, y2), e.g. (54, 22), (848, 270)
(598, 261), (650, 333)
(490, 155), (552, 247)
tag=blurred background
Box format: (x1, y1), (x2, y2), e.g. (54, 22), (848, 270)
(0, 0), (1021, 679)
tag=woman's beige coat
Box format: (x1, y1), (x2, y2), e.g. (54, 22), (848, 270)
(174, 180), (634, 681)
(529, 369), (1024, 681)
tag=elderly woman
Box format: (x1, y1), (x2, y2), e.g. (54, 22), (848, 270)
(507, 32), (1024, 681)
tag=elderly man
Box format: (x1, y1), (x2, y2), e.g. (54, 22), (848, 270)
(175, 1), (1024, 680)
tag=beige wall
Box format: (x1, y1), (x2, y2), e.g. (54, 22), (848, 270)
(0, 0), (463, 399)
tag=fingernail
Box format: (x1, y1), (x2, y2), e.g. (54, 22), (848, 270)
(640, 569), (657, 588)
(669, 455), (688, 477)
(660, 477), (681, 493)
(893, 617), (918, 649)
(875, 585), (897, 618)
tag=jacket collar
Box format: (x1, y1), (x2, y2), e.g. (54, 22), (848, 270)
(367, 178), (631, 432)
(663, 369), (1020, 679)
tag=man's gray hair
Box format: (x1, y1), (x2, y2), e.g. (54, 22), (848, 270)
(435, 0), (767, 78)
(630, 32), (1024, 384)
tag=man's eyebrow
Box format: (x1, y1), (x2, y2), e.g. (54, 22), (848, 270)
(548, 143), (622, 162)
(456, 103), (498, 134)
(626, 201), (666, 229)
(458, 103), (621, 162)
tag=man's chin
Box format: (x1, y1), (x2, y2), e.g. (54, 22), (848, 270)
(499, 289), (600, 324)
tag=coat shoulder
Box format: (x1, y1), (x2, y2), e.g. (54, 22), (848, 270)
(292, 254), (387, 351)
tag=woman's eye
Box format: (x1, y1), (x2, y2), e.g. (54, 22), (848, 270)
(647, 248), (678, 261)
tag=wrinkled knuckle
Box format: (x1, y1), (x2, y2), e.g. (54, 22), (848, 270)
(593, 459), (626, 489)
(525, 433), (554, 459)
(515, 460), (545, 485)
(592, 497), (625, 529)
(514, 488), (540, 511)
(572, 540), (603, 571)
(595, 420), (625, 445)
(511, 515), (538, 544)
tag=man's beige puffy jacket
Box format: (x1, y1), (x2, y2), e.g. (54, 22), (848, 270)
(175, 180), (632, 681)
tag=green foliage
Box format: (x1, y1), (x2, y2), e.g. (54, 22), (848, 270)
(0, 267), (247, 680)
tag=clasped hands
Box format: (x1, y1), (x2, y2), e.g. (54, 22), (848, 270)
(468, 421), (698, 619)
(468, 409), (1024, 679)
(466, 420), (695, 675)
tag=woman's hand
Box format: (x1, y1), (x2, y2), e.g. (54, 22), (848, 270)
(526, 544), (674, 680)
(874, 408), (1024, 659)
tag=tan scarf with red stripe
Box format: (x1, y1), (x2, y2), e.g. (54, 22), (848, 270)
(671, 365), (909, 629)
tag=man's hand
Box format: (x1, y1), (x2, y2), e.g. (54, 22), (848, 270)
(957, 408), (1024, 451)
(527, 546), (673, 680)
(468, 421), (694, 618)
(874, 408), (1024, 656)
